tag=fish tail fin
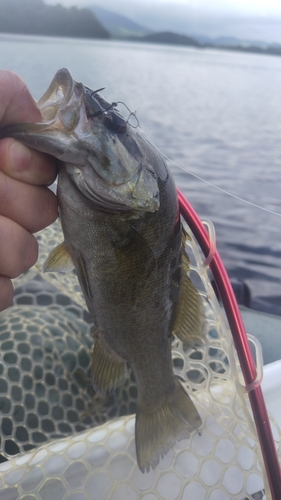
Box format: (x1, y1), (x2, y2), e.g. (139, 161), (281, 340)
(135, 377), (201, 473)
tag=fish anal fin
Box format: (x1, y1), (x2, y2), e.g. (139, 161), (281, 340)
(91, 334), (127, 396)
(43, 242), (74, 272)
(136, 378), (201, 473)
(172, 248), (204, 347)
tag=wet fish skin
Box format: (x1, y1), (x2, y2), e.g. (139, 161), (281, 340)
(0, 68), (202, 472)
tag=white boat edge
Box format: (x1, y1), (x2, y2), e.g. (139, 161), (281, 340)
(262, 359), (281, 429)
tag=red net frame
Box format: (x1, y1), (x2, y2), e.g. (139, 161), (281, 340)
(177, 189), (281, 500)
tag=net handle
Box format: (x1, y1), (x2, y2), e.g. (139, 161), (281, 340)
(177, 188), (281, 500)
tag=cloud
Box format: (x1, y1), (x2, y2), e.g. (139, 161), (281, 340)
(44, 0), (281, 43)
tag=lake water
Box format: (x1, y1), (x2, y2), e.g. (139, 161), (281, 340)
(0, 34), (280, 314)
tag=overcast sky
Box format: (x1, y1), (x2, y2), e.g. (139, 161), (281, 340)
(44, 0), (281, 43)
(45, 0), (281, 16)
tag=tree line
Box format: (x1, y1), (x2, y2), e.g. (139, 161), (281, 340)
(0, 0), (110, 39)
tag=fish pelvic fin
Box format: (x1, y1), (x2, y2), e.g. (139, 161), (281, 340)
(135, 378), (201, 473)
(91, 334), (127, 396)
(43, 242), (74, 273)
(171, 243), (204, 347)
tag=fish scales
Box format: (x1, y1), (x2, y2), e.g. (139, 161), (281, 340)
(59, 172), (177, 358)
(0, 68), (203, 472)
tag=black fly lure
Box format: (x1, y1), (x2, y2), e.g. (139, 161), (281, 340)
(84, 86), (139, 134)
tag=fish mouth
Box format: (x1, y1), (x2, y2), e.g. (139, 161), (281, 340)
(0, 68), (108, 161)
(0, 68), (160, 213)
(0, 68), (85, 158)
(37, 67), (77, 123)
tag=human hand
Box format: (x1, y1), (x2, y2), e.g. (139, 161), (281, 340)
(0, 70), (58, 311)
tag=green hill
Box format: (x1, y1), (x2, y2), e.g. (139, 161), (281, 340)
(141, 31), (199, 47)
(0, 0), (110, 39)
(90, 5), (152, 38)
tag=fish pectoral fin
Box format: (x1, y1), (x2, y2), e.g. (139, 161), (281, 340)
(171, 247), (204, 347)
(114, 223), (156, 275)
(43, 242), (74, 272)
(74, 250), (93, 300)
(136, 377), (201, 473)
(91, 334), (127, 396)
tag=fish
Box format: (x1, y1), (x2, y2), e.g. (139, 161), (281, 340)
(0, 68), (203, 472)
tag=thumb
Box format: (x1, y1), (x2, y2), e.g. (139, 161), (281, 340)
(0, 70), (41, 126)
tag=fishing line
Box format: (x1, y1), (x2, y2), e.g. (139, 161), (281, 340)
(115, 101), (139, 128)
(137, 127), (281, 218)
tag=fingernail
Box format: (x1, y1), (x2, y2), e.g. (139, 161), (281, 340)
(9, 141), (32, 171)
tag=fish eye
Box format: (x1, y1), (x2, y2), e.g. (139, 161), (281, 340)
(103, 110), (127, 134)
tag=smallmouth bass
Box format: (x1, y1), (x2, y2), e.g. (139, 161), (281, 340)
(0, 68), (203, 472)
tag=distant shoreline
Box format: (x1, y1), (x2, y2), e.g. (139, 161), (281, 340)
(1, 31), (280, 59)
(1, 0), (280, 58)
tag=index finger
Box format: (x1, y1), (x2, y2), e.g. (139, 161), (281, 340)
(0, 138), (57, 186)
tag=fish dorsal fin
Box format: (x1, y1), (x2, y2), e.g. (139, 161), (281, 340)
(171, 235), (204, 347)
(43, 242), (74, 273)
(182, 225), (192, 245)
(91, 333), (127, 396)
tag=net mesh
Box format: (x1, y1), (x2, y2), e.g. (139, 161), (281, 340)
(0, 219), (280, 500)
